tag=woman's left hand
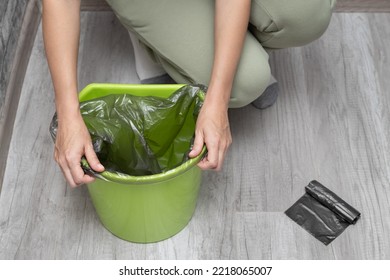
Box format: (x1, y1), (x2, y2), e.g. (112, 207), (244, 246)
(189, 99), (232, 171)
(188, 0), (250, 170)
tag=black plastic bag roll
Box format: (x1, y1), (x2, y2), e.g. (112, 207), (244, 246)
(305, 181), (361, 224)
(285, 180), (361, 245)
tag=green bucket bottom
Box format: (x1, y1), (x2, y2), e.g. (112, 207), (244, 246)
(88, 166), (202, 243)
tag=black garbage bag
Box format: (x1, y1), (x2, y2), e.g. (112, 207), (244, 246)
(285, 180), (361, 245)
(50, 85), (205, 177)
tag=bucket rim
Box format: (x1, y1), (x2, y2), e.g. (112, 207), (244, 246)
(82, 146), (205, 184)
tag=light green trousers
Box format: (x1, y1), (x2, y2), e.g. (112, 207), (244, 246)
(106, 0), (336, 108)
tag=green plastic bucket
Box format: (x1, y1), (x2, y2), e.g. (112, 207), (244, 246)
(79, 83), (205, 243)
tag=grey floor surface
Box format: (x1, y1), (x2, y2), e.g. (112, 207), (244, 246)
(0, 12), (389, 259)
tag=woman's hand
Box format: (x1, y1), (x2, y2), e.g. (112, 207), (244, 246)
(189, 98), (232, 170)
(54, 114), (104, 187)
(43, 0), (101, 186)
(188, 0), (250, 170)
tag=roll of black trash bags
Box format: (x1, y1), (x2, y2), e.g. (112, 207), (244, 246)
(285, 180), (361, 245)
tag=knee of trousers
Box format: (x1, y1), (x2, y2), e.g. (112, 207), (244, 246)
(254, 0), (334, 48)
(229, 61), (271, 108)
(290, 0), (334, 46)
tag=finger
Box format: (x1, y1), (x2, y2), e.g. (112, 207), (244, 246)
(65, 153), (88, 186)
(197, 157), (211, 170)
(215, 134), (232, 170)
(197, 141), (219, 170)
(85, 143), (104, 172)
(68, 153), (98, 186)
(189, 131), (205, 158)
(54, 149), (58, 162)
(69, 164), (86, 186)
(56, 151), (77, 187)
(81, 174), (96, 184)
(71, 171), (96, 186)
(216, 144), (228, 171)
(58, 159), (77, 187)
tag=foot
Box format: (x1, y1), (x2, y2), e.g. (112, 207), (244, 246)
(251, 81), (279, 109)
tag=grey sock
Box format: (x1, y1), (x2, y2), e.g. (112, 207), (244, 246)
(251, 81), (279, 109)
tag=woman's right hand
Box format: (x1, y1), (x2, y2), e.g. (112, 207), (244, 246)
(54, 114), (104, 187)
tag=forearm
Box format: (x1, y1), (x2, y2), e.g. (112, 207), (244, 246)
(207, 0), (251, 107)
(42, 0), (81, 120)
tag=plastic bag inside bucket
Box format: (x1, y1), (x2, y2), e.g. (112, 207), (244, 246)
(285, 180), (361, 245)
(49, 85), (205, 179)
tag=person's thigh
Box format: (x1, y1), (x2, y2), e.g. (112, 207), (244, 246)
(249, 0), (336, 49)
(106, 0), (271, 108)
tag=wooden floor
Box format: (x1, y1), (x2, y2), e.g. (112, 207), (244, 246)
(1, 12), (390, 260)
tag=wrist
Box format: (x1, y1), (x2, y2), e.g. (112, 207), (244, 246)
(204, 83), (231, 109)
(203, 96), (229, 113)
(55, 88), (81, 119)
(56, 100), (82, 122)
